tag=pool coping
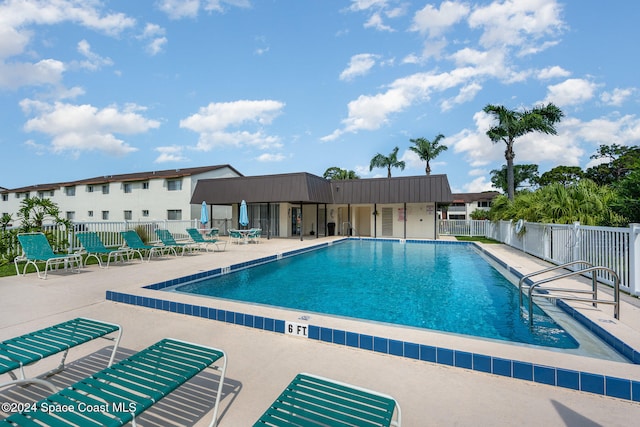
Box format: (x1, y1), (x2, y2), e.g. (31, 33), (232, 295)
(106, 237), (640, 402)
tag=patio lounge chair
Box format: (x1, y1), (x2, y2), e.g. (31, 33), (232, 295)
(2, 338), (227, 427)
(0, 317), (122, 393)
(76, 231), (131, 268)
(120, 229), (169, 262)
(254, 372), (401, 426)
(186, 228), (227, 252)
(156, 229), (198, 255)
(14, 232), (83, 279)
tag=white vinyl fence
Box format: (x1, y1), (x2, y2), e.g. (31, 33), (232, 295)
(439, 219), (640, 296)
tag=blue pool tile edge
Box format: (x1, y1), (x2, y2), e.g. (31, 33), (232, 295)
(106, 288), (640, 403)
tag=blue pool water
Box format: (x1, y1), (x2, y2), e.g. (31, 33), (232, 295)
(174, 240), (579, 349)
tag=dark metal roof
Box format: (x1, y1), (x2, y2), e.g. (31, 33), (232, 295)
(191, 173), (334, 204)
(2, 165), (242, 193)
(331, 175), (452, 204)
(192, 173), (453, 205)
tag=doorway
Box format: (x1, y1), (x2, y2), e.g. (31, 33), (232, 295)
(291, 207), (301, 235)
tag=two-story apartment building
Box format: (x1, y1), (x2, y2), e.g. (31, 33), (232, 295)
(0, 165), (242, 224)
(444, 191), (500, 220)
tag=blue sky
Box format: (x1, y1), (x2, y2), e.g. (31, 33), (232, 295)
(1, 0), (639, 193)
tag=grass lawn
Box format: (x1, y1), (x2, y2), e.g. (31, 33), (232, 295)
(454, 236), (501, 244)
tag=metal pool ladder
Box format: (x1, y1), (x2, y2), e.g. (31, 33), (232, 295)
(518, 260), (620, 327)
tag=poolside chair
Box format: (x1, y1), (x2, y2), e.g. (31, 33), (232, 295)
(186, 228), (227, 252)
(0, 317), (122, 393)
(14, 232), (83, 279)
(255, 372), (401, 426)
(229, 229), (245, 245)
(207, 228), (220, 238)
(247, 228), (262, 244)
(156, 229), (198, 256)
(3, 338), (227, 427)
(120, 229), (169, 262)
(76, 231), (131, 268)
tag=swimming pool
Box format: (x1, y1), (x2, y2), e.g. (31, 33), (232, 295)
(173, 240), (579, 349)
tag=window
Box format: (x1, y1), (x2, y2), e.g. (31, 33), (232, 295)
(124, 210), (132, 220)
(142, 210), (149, 217)
(2, 194), (8, 201)
(102, 211), (109, 220)
(123, 183), (132, 193)
(37, 191), (54, 198)
(16, 192), (28, 199)
(167, 179), (182, 191)
(102, 184), (109, 194)
(66, 211), (75, 220)
(477, 201), (492, 208)
(87, 185), (94, 193)
(142, 181), (149, 190)
(88, 211), (94, 217)
(65, 186), (76, 196)
(167, 209), (182, 220)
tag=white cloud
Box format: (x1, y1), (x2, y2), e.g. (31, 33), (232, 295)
(155, 145), (188, 163)
(74, 40), (113, 71)
(543, 78), (598, 106)
(600, 88), (634, 107)
(0, 59), (66, 90)
(410, 1), (470, 38)
(19, 99), (160, 156)
(0, 0), (135, 90)
(157, 0), (250, 19)
(440, 82), (482, 111)
(139, 23), (167, 56)
(455, 176), (495, 193)
(256, 153), (285, 162)
(180, 100), (285, 150)
(364, 13), (394, 32)
(468, 0), (564, 52)
(340, 53), (380, 81)
(537, 65), (570, 80)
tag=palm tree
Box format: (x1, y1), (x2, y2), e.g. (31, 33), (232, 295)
(483, 103), (564, 200)
(369, 146), (405, 178)
(409, 134), (447, 175)
(323, 167), (359, 180)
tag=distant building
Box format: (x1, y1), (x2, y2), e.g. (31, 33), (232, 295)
(0, 165), (242, 224)
(445, 192), (500, 220)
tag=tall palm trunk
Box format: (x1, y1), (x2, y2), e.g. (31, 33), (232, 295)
(505, 140), (515, 200)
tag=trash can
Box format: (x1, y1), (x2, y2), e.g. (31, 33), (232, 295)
(327, 222), (336, 236)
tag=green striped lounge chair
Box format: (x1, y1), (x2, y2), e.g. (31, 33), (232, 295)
(14, 232), (83, 279)
(120, 230), (169, 262)
(2, 339), (227, 427)
(155, 229), (198, 256)
(0, 317), (122, 393)
(76, 231), (132, 268)
(186, 228), (227, 252)
(254, 372), (401, 426)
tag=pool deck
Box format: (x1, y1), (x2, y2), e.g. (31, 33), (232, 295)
(2, 237), (640, 426)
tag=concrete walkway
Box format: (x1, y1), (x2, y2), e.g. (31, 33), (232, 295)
(1, 237), (639, 426)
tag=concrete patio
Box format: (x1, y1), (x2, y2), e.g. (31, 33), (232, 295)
(1, 237), (639, 426)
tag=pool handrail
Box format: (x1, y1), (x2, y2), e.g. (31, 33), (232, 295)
(518, 260), (594, 307)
